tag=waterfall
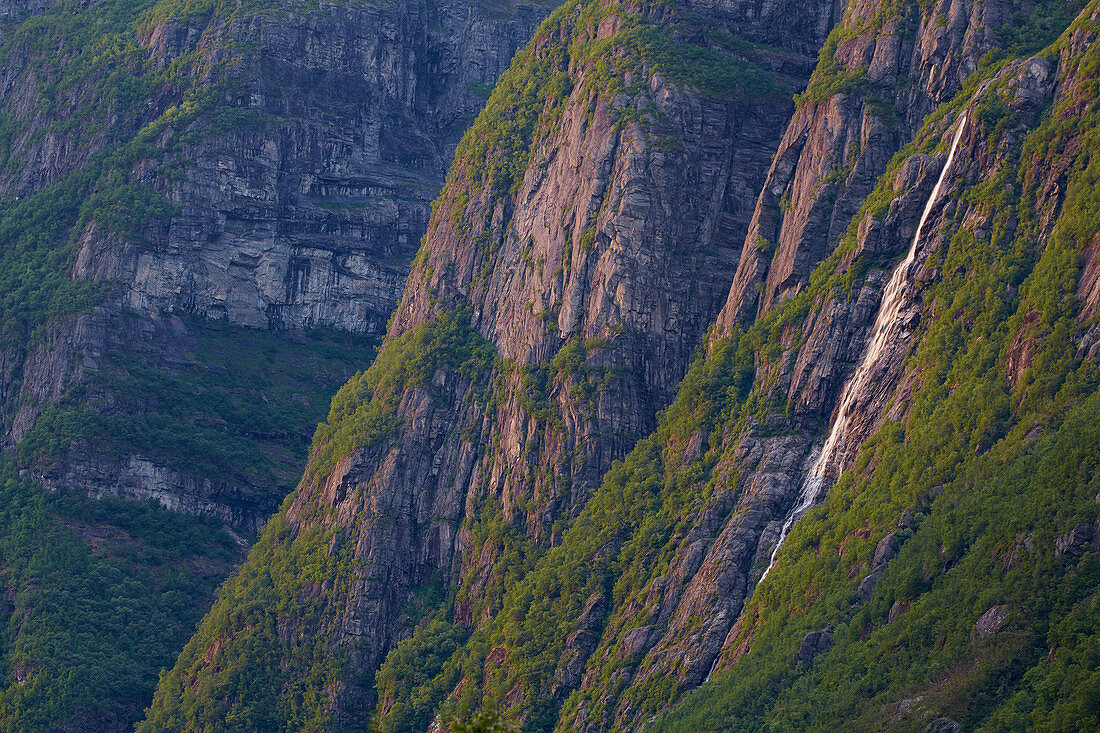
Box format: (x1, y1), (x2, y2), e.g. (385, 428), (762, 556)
(757, 115), (968, 584)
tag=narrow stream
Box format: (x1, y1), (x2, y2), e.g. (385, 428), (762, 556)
(704, 114), (968, 686)
(758, 114), (969, 583)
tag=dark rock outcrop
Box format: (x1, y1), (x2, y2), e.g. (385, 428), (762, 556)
(795, 626), (833, 667)
(974, 605), (1008, 638)
(1055, 522), (1092, 558)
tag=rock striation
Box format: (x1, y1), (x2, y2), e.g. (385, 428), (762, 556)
(0, 0), (552, 529)
(148, 0), (1100, 730)
(144, 0), (839, 726)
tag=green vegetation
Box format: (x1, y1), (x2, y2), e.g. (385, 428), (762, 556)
(793, 24), (875, 107)
(0, 0), (298, 347)
(453, 707), (521, 733)
(373, 5), (1100, 731)
(17, 319), (373, 498)
(374, 618), (474, 733)
(143, 1), (1100, 732)
(449, 18), (571, 198)
(654, 391), (1100, 731)
(0, 0), (386, 727)
(793, 0), (1082, 111)
(651, 15), (1100, 731)
(447, 0), (779, 203)
(995, 0), (1088, 57)
(141, 308), (496, 729)
(0, 183), (108, 345)
(575, 22), (778, 100)
(372, 334), (755, 732)
(309, 308), (495, 482)
(0, 459), (240, 731)
(0, 140), (185, 345)
(139, 504), (360, 732)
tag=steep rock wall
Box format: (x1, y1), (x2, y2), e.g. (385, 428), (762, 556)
(0, 0), (550, 530)
(360, 0), (1091, 731)
(144, 0), (839, 727)
(717, 0), (1037, 328)
(148, 0), (1098, 730)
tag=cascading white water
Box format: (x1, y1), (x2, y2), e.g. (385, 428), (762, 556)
(757, 115), (969, 584)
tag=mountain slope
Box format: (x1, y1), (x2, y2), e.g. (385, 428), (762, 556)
(0, 0), (549, 530)
(147, 0), (1100, 730)
(0, 459), (243, 731)
(143, 0), (839, 727)
(650, 6), (1100, 727)
(368, 1), (1095, 730)
(0, 0), (548, 728)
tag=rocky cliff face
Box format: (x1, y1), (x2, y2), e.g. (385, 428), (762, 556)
(147, 0), (1100, 730)
(717, 0), (1034, 328)
(0, 0), (551, 531)
(143, 0), (841, 726)
(0, 0), (554, 727)
(97, 0), (550, 337)
(550, 2), (1092, 726)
